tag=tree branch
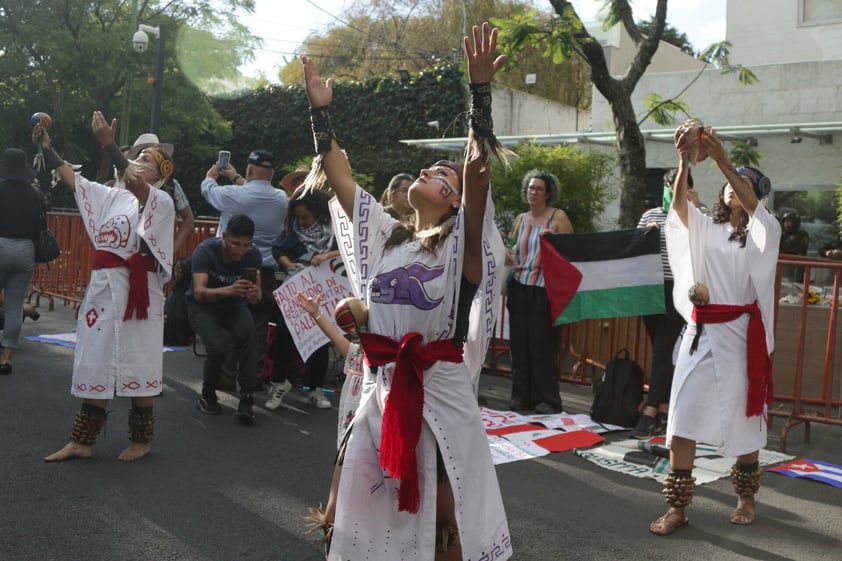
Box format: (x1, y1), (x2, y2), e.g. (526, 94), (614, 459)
(622, 0), (667, 87)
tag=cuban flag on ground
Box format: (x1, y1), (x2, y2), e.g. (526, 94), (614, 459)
(541, 228), (665, 325)
(767, 459), (842, 488)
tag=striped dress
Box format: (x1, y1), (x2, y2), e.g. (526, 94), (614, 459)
(511, 211), (554, 286)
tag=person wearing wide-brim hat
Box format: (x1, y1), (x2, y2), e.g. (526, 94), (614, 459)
(0, 147), (43, 375)
(280, 166), (309, 196)
(111, 133), (194, 252)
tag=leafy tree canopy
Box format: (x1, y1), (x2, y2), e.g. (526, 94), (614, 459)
(637, 16), (693, 56)
(0, 0), (260, 207)
(279, 0), (590, 109)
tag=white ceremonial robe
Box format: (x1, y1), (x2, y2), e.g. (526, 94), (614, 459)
(71, 176), (174, 398)
(665, 202), (780, 456)
(329, 186), (510, 561)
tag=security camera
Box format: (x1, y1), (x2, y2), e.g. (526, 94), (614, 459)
(132, 30), (149, 53)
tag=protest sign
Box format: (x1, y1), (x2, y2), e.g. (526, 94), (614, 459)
(272, 257), (354, 361)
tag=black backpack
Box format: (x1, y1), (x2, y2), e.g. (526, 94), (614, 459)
(590, 349), (644, 427)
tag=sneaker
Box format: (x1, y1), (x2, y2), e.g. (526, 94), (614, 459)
(197, 396), (222, 416)
(235, 394), (255, 424)
(630, 414), (656, 439)
(309, 388), (332, 409)
(654, 411), (668, 435)
(265, 380), (292, 410)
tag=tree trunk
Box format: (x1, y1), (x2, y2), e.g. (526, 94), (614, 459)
(610, 88), (649, 229)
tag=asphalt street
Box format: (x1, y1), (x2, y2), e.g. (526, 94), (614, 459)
(1, 301), (841, 561)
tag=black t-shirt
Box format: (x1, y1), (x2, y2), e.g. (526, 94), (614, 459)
(186, 237), (262, 303)
(0, 180), (42, 243)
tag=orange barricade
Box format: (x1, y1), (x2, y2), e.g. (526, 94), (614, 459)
(30, 211), (218, 310)
(771, 254), (842, 452)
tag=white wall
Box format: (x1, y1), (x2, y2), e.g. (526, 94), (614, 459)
(590, 59), (842, 214)
(727, 0), (842, 65)
(492, 85), (585, 136)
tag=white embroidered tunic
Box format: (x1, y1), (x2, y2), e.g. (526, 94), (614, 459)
(71, 176), (174, 398)
(329, 186), (510, 561)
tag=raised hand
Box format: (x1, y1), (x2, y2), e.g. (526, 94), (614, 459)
(297, 292), (322, 316)
(702, 129), (728, 164)
(301, 55), (334, 108)
(464, 22), (506, 84)
(91, 111), (117, 146)
(31, 124), (51, 149)
(674, 128), (693, 163)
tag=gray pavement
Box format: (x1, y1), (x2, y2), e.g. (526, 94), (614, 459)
(1, 300), (841, 561)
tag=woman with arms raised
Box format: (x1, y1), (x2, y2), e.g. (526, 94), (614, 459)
(301, 22), (511, 561)
(651, 126), (779, 535)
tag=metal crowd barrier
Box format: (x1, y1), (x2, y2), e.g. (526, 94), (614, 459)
(30, 211), (218, 310)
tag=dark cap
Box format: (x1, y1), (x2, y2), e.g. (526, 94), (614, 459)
(0, 147), (37, 183)
(247, 149), (275, 168)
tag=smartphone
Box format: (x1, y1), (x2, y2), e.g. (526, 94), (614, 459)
(242, 267), (257, 284)
(217, 150), (231, 170)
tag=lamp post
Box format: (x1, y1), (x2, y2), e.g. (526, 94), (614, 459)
(133, 23), (164, 136)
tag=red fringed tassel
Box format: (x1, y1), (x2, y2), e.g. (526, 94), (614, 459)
(380, 333), (424, 514)
(123, 254), (152, 320)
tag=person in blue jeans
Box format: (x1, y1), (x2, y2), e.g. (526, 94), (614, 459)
(187, 214), (263, 423)
(0, 148), (42, 375)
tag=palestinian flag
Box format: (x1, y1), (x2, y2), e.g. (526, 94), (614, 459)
(541, 228), (664, 325)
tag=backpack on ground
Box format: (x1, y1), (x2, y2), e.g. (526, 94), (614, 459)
(590, 348), (644, 427)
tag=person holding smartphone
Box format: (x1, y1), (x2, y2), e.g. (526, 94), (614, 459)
(186, 214), (263, 423)
(201, 149), (288, 396)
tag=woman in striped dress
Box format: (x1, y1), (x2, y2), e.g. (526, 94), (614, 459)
(505, 170), (573, 414)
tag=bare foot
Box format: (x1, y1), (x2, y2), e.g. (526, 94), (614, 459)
(44, 441), (93, 462)
(730, 496), (756, 524)
(118, 442), (151, 462)
(650, 507), (689, 535)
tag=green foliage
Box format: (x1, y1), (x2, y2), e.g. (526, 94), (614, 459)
(212, 64), (466, 208)
(637, 17), (694, 55)
(641, 93), (690, 127)
(728, 141), (763, 167)
(698, 41), (759, 86)
(489, 143), (617, 234)
(0, 0), (259, 210)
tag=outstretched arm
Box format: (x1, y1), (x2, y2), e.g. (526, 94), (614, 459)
(462, 23), (506, 285)
(704, 129), (758, 216)
(301, 55), (357, 218)
(32, 125), (75, 191)
(671, 128), (694, 227)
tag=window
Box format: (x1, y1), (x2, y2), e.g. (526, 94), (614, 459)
(800, 0), (842, 25)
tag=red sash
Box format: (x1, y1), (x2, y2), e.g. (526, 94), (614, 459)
(357, 331), (464, 514)
(92, 250), (157, 321)
(692, 301), (773, 418)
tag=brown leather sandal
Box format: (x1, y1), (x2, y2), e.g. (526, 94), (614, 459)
(730, 496), (756, 525)
(650, 507), (689, 536)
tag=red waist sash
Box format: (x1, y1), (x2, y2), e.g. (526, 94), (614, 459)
(358, 331), (464, 514)
(692, 301), (773, 418)
(92, 250), (157, 321)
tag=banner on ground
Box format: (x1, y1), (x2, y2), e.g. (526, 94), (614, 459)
(272, 257), (354, 361)
(573, 438), (794, 484)
(541, 228), (665, 325)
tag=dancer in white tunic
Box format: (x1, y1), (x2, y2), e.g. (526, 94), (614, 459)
(41, 111), (175, 462)
(650, 127), (779, 535)
(301, 22), (510, 561)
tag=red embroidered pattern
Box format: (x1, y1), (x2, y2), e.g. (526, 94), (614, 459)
(85, 308), (99, 328)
